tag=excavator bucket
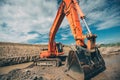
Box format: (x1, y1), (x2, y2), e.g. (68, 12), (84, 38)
(65, 50), (84, 80)
(65, 45), (106, 80)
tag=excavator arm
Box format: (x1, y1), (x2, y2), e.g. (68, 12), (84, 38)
(64, 0), (86, 46)
(64, 0), (96, 49)
(40, 2), (65, 58)
(48, 2), (65, 56)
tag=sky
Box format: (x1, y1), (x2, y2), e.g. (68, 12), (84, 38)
(0, 0), (120, 45)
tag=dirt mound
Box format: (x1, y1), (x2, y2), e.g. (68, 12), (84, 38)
(0, 42), (120, 67)
(99, 46), (120, 56)
(0, 42), (47, 66)
(0, 66), (73, 80)
(0, 42), (47, 58)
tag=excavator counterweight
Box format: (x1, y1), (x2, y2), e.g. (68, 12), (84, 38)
(36, 0), (106, 79)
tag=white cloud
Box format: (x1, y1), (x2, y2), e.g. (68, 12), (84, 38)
(0, 30), (39, 43)
(61, 34), (69, 40)
(0, 0), (58, 43)
(61, 37), (67, 40)
(79, 0), (120, 30)
(0, 0), (119, 44)
(61, 34), (69, 38)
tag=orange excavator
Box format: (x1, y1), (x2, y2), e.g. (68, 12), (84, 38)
(36, 0), (106, 79)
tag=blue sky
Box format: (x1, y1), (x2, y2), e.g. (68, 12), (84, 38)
(0, 0), (120, 44)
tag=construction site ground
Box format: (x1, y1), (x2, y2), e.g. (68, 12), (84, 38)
(0, 42), (120, 80)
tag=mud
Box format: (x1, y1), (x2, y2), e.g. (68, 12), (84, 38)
(0, 62), (33, 75)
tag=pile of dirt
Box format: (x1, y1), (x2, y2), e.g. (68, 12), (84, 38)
(0, 66), (73, 80)
(99, 46), (120, 56)
(0, 42), (47, 58)
(0, 42), (47, 66)
(0, 42), (120, 67)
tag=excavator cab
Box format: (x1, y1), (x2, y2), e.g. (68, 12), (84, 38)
(56, 42), (63, 53)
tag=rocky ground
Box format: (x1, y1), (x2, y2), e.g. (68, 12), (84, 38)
(0, 53), (120, 80)
(0, 42), (120, 80)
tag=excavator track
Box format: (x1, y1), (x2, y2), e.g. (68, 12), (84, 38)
(34, 58), (62, 67)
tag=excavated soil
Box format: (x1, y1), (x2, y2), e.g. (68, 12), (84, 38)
(0, 54), (120, 80)
(0, 42), (47, 66)
(0, 42), (120, 80)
